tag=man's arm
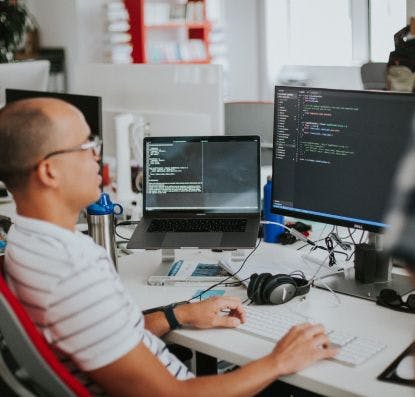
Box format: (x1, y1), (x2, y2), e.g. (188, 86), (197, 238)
(144, 296), (245, 337)
(88, 323), (338, 397)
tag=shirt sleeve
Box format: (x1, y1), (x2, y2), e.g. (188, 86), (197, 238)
(43, 254), (144, 371)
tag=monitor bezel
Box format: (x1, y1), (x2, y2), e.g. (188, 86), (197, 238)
(143, 135), (261, 215)
(271, 85), (415, 233)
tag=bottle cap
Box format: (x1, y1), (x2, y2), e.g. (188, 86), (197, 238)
(86, 193), (123, 215)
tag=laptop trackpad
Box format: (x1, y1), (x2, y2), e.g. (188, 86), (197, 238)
(162, 233), (222, 248)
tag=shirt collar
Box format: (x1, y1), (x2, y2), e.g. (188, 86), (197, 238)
(13, 214), (81, 244)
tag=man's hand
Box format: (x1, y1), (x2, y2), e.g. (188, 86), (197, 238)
(175, 296), (245, 329)
(269, 323), (339, 376)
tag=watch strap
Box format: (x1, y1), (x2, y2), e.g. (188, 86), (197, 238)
(163, 304), (182, 330)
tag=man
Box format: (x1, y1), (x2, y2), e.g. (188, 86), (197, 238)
(386, 131), (415, 277)
(0, 98), (337, 397)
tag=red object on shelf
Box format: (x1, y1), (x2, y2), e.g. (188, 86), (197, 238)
(123, 0), (211, 64)
(124, 0), (146, 63)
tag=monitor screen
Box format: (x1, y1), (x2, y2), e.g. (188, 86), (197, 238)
(5, 89), (102, 139)
(271, 86), (415, 232)
(144, 136), (260, 213)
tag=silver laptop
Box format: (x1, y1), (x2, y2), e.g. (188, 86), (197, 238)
(127, 135), (261, 249)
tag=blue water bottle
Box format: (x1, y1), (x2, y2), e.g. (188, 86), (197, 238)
(263, 176), (284, 243)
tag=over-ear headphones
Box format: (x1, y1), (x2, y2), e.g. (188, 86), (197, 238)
(247, 273), (310, 305)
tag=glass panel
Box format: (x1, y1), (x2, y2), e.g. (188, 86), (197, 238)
(370, 0), (406, 62)
(288, 0), (353, 66)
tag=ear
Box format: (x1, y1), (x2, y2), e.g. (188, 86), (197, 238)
(35, 160), (60, 189)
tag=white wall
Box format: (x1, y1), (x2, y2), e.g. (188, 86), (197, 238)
(25, 0), (107, 91)
(223, 0), (260, 101)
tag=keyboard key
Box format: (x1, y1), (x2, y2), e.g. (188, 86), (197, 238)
(327, 330), (355, 347)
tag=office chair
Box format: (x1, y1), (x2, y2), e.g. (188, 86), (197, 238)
(360, 62), (387, 90)
(0, 257), (91, 397)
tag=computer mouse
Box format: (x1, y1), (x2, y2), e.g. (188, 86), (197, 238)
(396, 355), (415, 380)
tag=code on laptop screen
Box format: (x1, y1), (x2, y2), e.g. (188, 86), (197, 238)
(145, 138), (260, 213)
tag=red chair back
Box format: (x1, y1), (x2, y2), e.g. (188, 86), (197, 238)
(0, 256), (91, 397)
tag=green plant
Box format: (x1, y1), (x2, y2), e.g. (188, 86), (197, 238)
(0, 0), (27, 62)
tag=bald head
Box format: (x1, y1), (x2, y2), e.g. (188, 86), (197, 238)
(0, 98), (85, 191)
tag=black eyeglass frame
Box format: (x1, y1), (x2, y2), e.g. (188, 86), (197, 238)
(376, 288), (415, 314)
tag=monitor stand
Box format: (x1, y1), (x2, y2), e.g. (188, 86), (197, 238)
(152, 249), (244, 276)
(314, 232), (415, 301)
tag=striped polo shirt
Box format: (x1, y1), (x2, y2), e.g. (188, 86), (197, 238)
(5, 215), (193, 395)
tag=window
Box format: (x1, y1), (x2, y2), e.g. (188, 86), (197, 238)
(287, 0), (353, 66)
(370, 0), (407, 62)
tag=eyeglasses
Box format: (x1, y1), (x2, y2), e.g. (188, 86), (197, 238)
(42, 136), (102, 161)
(376, 288), (415, 313)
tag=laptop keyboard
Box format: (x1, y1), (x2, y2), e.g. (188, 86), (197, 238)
(147, 218), (247, 233)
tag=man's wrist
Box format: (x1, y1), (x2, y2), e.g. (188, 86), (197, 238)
(163, 301), (190, 330)
(265, 354), (285, 378)
(172, 302), (192, 327)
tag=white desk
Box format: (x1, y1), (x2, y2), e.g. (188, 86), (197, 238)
(118, 246), (415, 397)
(1, 201), (413, 396)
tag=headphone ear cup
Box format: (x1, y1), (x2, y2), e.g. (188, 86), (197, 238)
(261, 275), (280, 304)
(247, 273), (259, 301)
(251, 273), (272, 304)
(264, 275), (296, 304)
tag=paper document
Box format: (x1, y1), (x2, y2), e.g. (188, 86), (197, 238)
(147, 259), (232, 286)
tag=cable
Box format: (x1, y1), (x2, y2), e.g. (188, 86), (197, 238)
(187, 238), (262, 303)
(359, 230), (367, 244)
(261, 220), (316, 246)
(265, 220), (349, 259)
(347, 227), (357, 245)
(115, 220), (141, 241)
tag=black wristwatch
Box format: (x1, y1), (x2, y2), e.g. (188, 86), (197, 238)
(163, 301), (188, 331)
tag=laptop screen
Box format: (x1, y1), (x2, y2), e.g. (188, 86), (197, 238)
(144, 136), (260, 213)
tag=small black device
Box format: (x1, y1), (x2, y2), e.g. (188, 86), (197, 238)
(354, 243), (390, 284)
(128, 135), (261, 249)
(247, 273), (310, 305)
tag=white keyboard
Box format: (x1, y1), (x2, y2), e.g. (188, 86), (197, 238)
(237, 305), (386, 366)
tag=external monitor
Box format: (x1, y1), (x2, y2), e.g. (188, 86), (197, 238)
(0, 61), (50, 106)
(5, 89), (102, 140)
(72, 63), (224, 157)
(271, 85), (415, 299)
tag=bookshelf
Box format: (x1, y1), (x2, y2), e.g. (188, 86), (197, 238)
(124, 0), (212, 64)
